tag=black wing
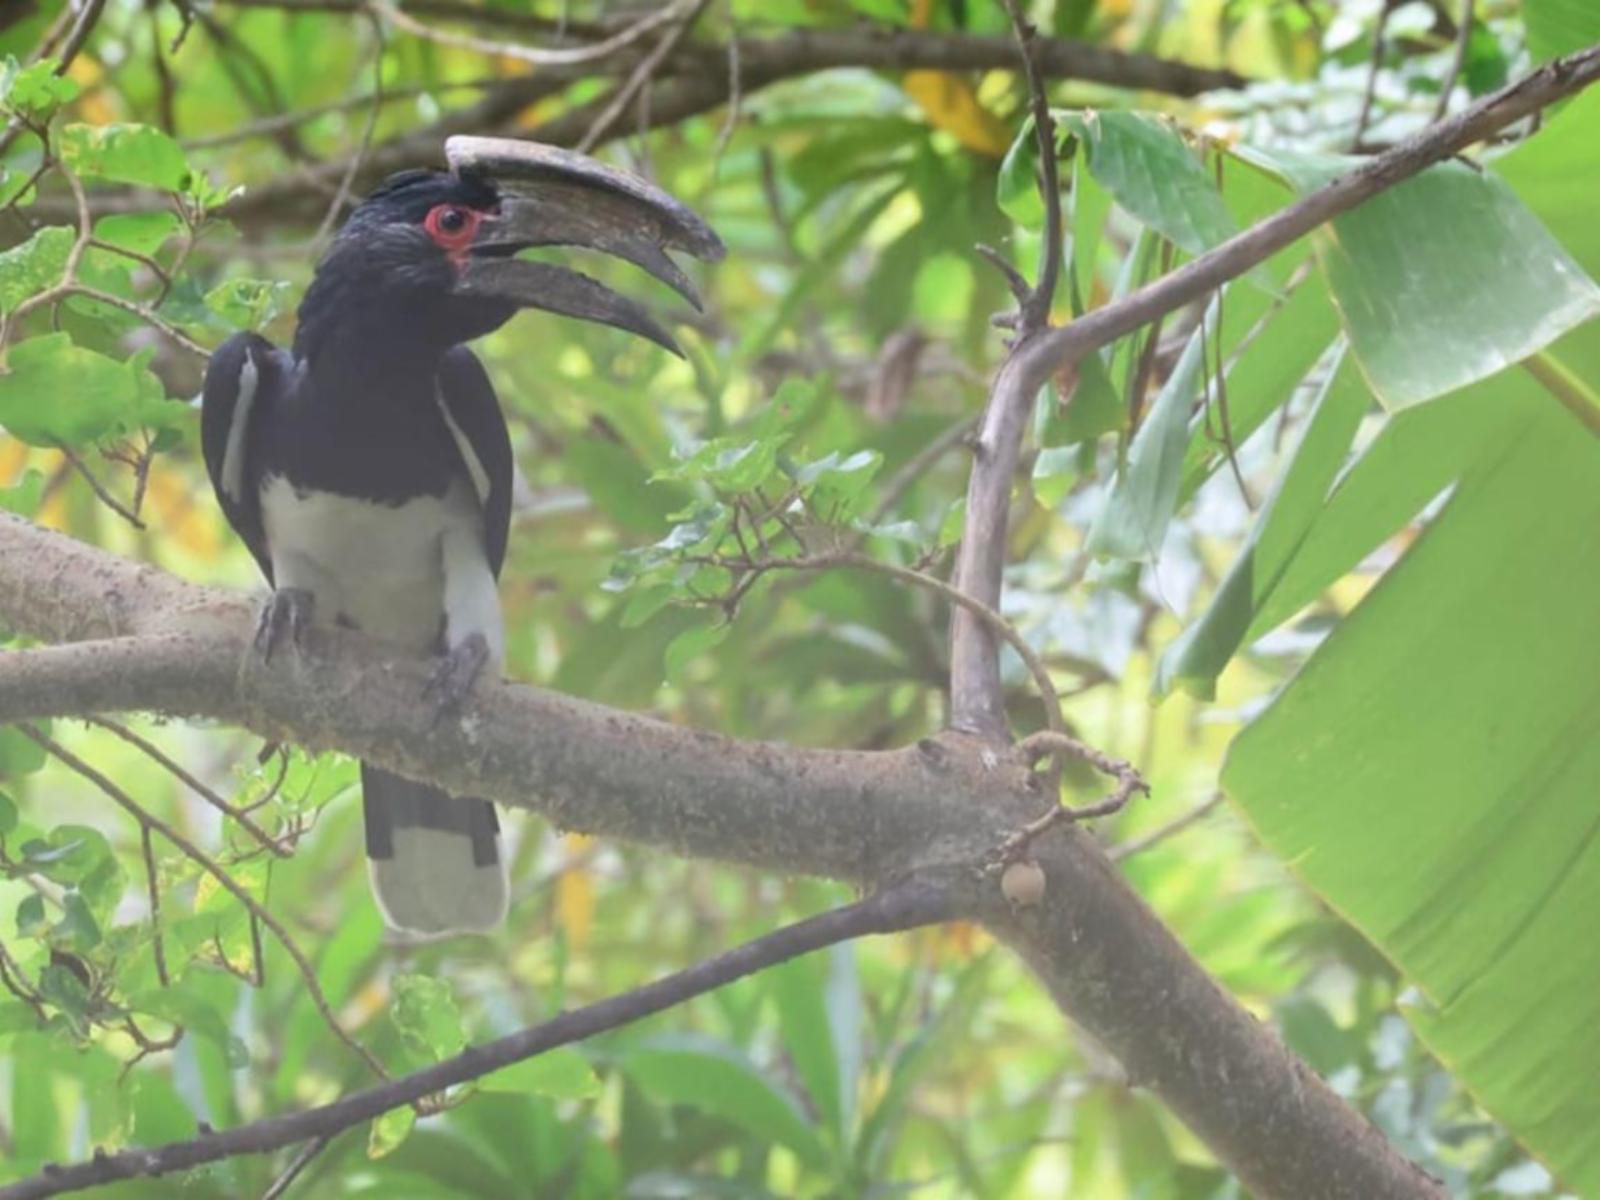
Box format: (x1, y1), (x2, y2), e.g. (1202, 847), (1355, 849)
(437, 345), (514, 579)
(200, 331), (284, 582)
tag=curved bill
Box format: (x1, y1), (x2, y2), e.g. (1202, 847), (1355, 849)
(445, 136), (725, 356)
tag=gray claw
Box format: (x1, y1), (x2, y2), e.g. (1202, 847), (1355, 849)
(254, 588), (315, 662)
(424, 632), (490, 724)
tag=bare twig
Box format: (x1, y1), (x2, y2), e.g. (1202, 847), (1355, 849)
(138, 823), (170, 987)
(310, 12), (386, 244)
(83, 717), (292, 857)
(998, 0), (1064, 334)
(575, 0), (711, 154)
(15, 726), (387, 1081)
(0, 880), (953, 1200)
(1434, 0), (1476, 122)
(258, 1135), (330, 1200)
(369, 0), (688, 67)
(1108, 792), (1226, 862)
(53, 443), (146, 530)
(989, 731), (1150, 866)
(1353, 0), (1397, 148)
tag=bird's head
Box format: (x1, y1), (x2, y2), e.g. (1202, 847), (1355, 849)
(295, 137), (724, 363)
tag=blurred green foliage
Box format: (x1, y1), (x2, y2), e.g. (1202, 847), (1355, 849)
(0, 0), (1593, 1196)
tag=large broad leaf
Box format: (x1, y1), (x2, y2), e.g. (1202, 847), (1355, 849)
(1222, 395), (1600, 1193)
(0, 335), (181, 446)
(1524, 0), (1600, 61)
(1233, 147), (1600, 409)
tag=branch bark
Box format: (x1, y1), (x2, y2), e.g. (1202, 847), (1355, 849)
(38, 25), (1244, 227)
(0, 512), (1443, 1200)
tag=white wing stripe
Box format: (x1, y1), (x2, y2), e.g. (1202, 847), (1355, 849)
(219, 352), (259, 503)
(436, 388), (492, 507)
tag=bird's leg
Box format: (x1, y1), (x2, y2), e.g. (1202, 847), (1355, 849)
(253, 587), (315, 662)
(424, 631), (490, 723)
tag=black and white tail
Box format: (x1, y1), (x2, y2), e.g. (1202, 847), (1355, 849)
(361, 763), (508, 936)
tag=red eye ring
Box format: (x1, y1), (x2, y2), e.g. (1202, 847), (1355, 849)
(424, 203), (481, 255)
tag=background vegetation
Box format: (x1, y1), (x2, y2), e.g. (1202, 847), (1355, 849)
(0, 0), (1596, 1196)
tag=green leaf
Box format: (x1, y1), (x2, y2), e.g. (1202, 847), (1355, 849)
(93, 211), (183, 256)
(16, 893), (46, 937)
(51, 890), (100, 953)
(1222, 397), (1600, 1194)
(38, 963), (91, 1037)
(204, 277), (293, 333)
(20, 824), (112, 885)
(368, 1105), (416, 1159)
(1087, 305), (1214, 559)
(0, 226), (73, 313)
(0, 722), (48, 777)
(620, 1034), (829, 1169)
(59, 123), (191, 191)
(0, 469), (44, 515)
(130, 970), (250, 1068)
(771, 953), (844, 1146)
(0, 334), (177, 447)
(0, 57), (79, 120)
(392, 973), (466, 1061)
(1233, 146), (1600, 408)
(1062, 110), (1235, 257)
(664, 620), (729, 684)
(997, 115), (1050, 230)
(480, 1048), (600, 1100)
(1156, 342), (1367, 698)
(0, 788), (15, 834)
(1524, 0), (1600, 61)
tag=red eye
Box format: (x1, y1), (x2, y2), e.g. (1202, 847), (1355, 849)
(424, 203), (480, 254)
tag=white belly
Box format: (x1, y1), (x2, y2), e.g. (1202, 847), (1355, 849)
(259, 475), (481, 651)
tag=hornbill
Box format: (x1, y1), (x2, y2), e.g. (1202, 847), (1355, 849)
(199, 138), (723, 936)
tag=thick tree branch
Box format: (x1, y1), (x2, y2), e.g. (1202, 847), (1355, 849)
(0, 513), (1445, 1199)
(947, 42), (1600, 734)
(40, 26), (1243, 227)
(0, 880), (955, 1200)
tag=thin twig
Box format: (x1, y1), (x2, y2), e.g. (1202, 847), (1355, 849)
(999, 0), (1064, 334)
(258, 1135), (330, 1200)
(16, 726), (387, 1082)
(83, 717), (292, 856)
(138, 824), (170, 987)
(53, 443), (146, 530)
(711, 0), (742, 167)
(989, 731), (1150, 867)
(312, 11), (385, 245)
(0, 880), (953, 1200)
(368, 0), (686, 67)
(1108, 792), (1225, 862)
(1352, 0), (1396, 148)
(1434, 0), (1475, 122)
(576, 0), (711, 154)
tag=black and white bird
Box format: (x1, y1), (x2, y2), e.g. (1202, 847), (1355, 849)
(199, 138), (722, 936)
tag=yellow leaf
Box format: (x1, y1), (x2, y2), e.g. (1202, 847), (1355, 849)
(554, 835), (595, 950)
(902, 71), (1013, 158)
(903, 0), (1010, 158)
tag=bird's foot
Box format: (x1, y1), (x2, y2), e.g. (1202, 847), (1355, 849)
(424, 632), (490, 724)
(253, 588), (315, 662)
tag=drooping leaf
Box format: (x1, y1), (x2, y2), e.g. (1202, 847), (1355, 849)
(0, 335), (178, 447)
(368, 1105), (416, 1159)
(1087, 305), (1215, 560)
(1232, 146), (1600, 408)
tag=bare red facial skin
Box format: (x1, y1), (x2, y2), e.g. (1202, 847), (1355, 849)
(423, 203), (486, 264)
